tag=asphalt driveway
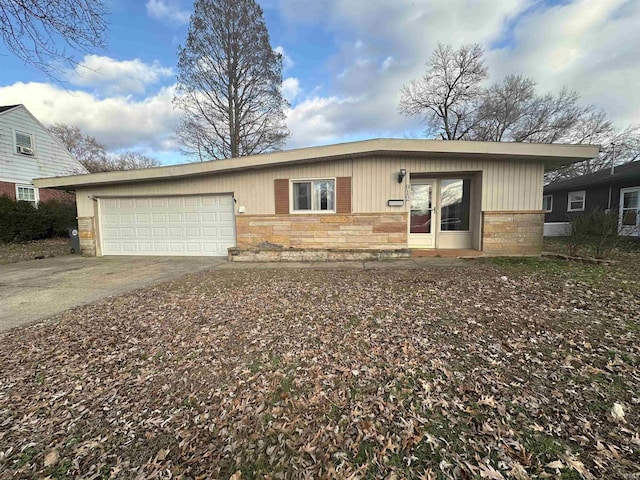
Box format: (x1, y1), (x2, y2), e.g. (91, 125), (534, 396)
(0, 256), (226, 332)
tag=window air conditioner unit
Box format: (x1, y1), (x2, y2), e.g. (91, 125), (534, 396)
(17, 146), (34, 155)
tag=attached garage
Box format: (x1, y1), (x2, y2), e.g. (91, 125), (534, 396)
(99, 194), (235, 256)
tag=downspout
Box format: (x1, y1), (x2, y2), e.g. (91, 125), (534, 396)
(607, 143), (616, 211)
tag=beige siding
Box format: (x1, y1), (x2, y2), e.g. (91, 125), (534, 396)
(76, 155), (544, 217)
(351, 155), (544, 212)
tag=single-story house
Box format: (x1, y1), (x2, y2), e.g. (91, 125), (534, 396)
(34, 139), (599, 258)
(543, 160), (640, 238)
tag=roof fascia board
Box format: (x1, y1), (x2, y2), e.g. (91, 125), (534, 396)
(34, 139), (600, 189)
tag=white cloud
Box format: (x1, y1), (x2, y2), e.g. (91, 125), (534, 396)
(279, 0), (640, 148)
(68, 55), (174, 96)
(0, 82), (181, 153)
(278, 0), (530, 147)
(146, 0), (190, 25)
(275, 46), (295, 71)
(282, 77), (301, 103)
(486, 0), (640, 126)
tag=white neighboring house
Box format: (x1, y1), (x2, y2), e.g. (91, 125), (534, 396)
(0, 104), (88, 206)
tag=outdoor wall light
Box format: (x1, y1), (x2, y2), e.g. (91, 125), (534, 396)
(398, 168), (407, 183)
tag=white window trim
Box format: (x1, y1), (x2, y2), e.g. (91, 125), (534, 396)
(567, 190), (586, 212)
(619, 186), (640, 231)
(543, 194), (553, 213)
(13, 128), (36, 156)
(289, 177), (337, 214)
(15, 184), (39, 205)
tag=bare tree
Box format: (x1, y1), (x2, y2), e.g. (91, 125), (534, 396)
(110, 151), (160, 171)
(174, 0), (289, 161)
(399, 43), (487, 140)
(48, 123), (107, 167)
(0, 0), (107, 77)
(400, 44), (640, 180)
(471, 77), (594, 143)
(49, 123), (160, 173)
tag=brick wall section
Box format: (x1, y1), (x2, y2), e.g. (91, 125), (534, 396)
(39, 188), (75, 203)
(0, 182), (74, 203)
(482, 211), (544, 255)
(77, 216), (96, 256)
(236, 213), (408, 249)
(0, 181), (16, 200)
(335, 177), (351, 213)
(274, 179), (289, 214)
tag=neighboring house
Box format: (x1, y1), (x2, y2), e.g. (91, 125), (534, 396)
(0, 104), (88, 206)
(35, 139), (598, 257)
(543, 161), (640, 238)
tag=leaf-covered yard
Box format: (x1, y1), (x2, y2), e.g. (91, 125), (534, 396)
(0, 256), (638, 479)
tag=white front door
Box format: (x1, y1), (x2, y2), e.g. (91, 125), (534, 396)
(407, 178), (474, 249)
(408, 180), (435, 248)
(619, 187), (640, 237)
(99, 194), (236, 256)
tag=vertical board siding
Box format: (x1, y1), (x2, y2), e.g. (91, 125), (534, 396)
(335, 177), (352, 213)
(0, 107), (86, 183)
(76, 155), (545, 217)
(274, 179), (289, 214)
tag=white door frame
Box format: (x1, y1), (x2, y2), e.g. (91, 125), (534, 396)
(408, 179), (437, 248)
(619, 186), (640, 237)
(407, 177), (474, 249)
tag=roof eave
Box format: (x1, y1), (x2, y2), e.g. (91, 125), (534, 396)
(34, 139), (601, 189)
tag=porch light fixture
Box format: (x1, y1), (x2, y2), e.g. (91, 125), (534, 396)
(398, 168), (407, 183)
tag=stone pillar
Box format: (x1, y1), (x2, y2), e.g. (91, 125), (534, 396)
(482, 211), (544, 255)
(77, 217), (96, 256)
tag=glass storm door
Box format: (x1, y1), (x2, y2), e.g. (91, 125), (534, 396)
(620, 187), (640, 237)
(408, 181), (435, 248)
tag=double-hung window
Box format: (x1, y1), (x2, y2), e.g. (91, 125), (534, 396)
(542, 194), (553, 213)
(292, 179), (335, 212)
(16, 185), (37, 206)
(567, 191), (585, 212)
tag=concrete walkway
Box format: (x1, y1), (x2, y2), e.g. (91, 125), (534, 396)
(0, 256), (226, 332)
(0, 255), (472, 332)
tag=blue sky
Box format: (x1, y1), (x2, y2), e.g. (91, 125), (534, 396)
(0, 0), (638, 165)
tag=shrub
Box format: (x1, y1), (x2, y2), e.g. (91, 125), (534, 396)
(0, 196), (77, 243)
(566, 208), (620, 258)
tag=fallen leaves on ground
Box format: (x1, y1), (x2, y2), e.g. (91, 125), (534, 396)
(0, 257), (638, 479)
(0, 238), (70, 265)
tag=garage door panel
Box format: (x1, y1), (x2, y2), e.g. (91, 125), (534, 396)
(100, 195), (235, 256)
(168, 227), (183, 237)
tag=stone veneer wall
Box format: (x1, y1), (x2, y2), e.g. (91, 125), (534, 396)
(482, 211), (544, 255)
(236, 213), (408, 249)
(77, 216), (96, 256)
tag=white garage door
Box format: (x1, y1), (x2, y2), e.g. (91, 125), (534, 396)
(99, 195), (235, 256)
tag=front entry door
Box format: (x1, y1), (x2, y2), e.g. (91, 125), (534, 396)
(408, 178), (474, 249)
(620, 187), (640, 237)
(408, 180), (435, 248)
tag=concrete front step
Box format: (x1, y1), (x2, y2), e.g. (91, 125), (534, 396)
(227, 247), (411, 262)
